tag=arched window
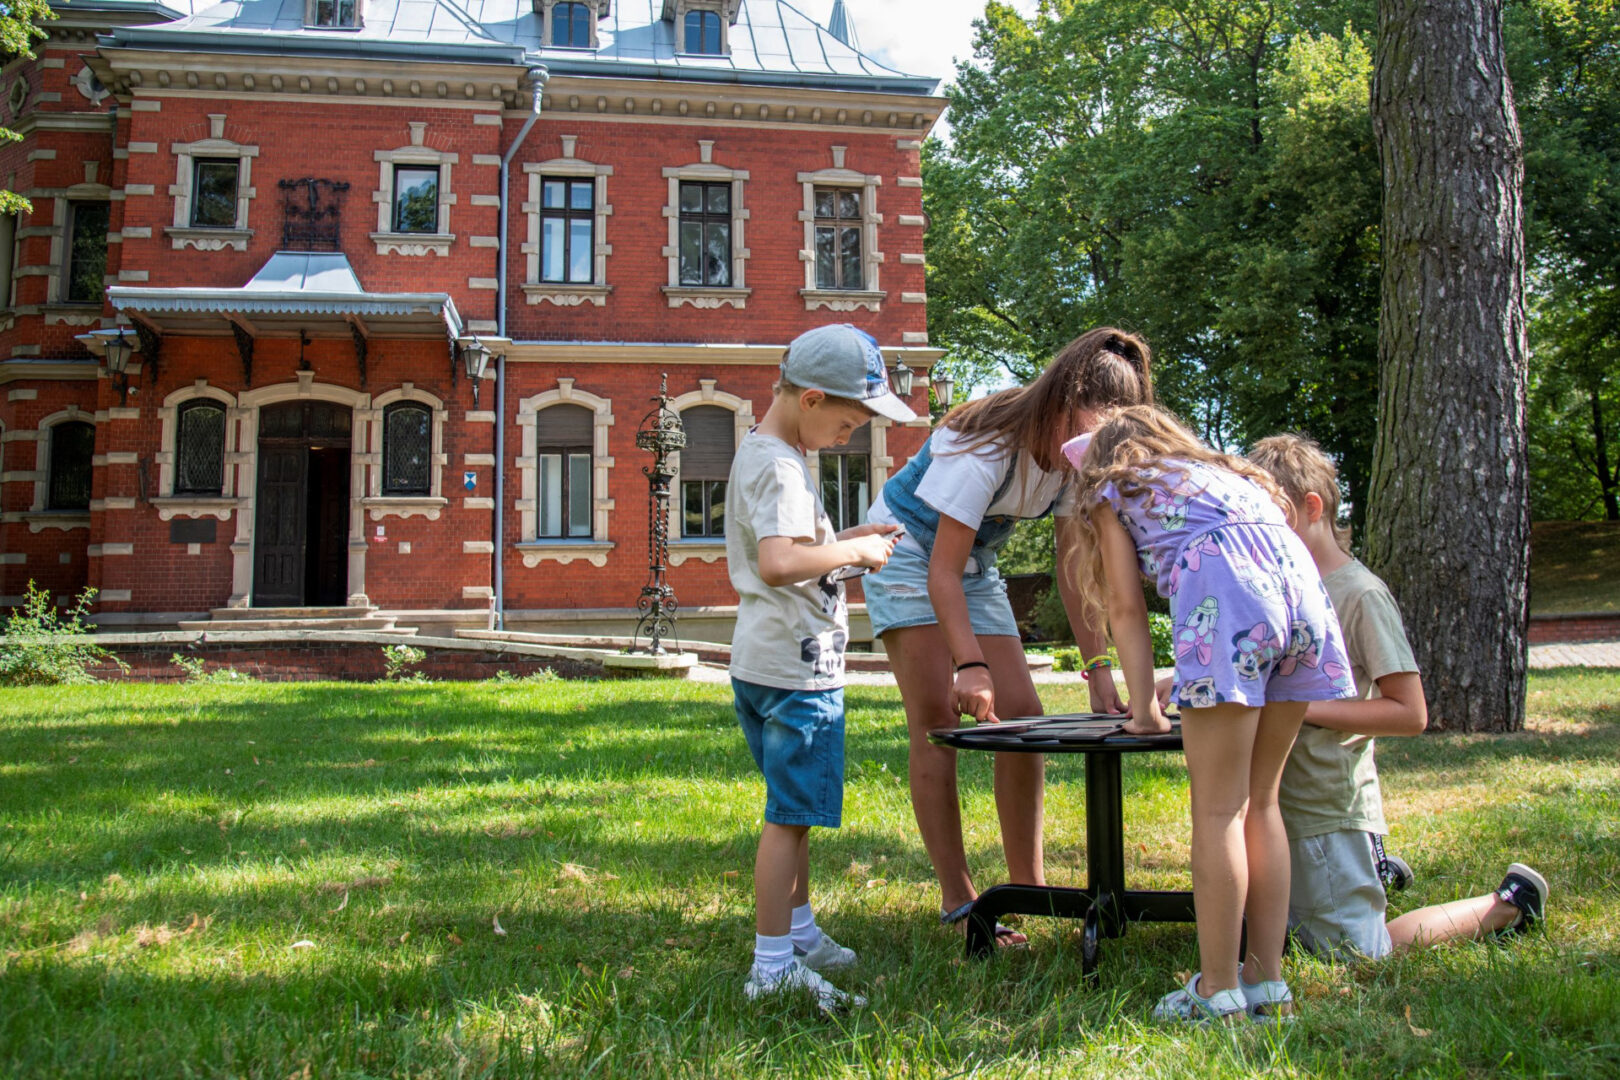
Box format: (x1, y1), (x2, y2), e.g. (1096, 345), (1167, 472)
(680, 405), (734, 538)
(535, 404), (594, 538)
(552, 1), (592, 47)
(684, 10), (722, 54)
(820, 422), (871, 532)
(382, 402), (432, 496)
(175, 399), (226, 495)
(47, 420), (95, 511)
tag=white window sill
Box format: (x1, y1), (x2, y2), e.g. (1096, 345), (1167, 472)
(668, 539), (726, 566)
(25, 511), (90, 532)
(801, 288), (886, 313)
(165, 226), (253, 252)
(662, 286), (751, 310)
(152, 496), (237, 521)
(523, 282), (613, 307)
(371, 232), (454, 256)
(516, 540), (614, 568)
(363, 496), (447, 521)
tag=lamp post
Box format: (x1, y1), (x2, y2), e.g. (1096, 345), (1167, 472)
(632, 374), (686, 655)
(102, 329), (135, 404)
(459, 336), (492, 409)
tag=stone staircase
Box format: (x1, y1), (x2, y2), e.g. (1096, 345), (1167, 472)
(177, 606), (417, 635)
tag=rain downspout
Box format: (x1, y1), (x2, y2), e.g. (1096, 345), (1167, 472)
(493, 65), (548, 632)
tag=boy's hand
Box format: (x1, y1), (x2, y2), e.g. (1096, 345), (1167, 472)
(845, 532), (897, 571)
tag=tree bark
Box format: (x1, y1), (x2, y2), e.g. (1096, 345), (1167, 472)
(1591, 383), (1619, 521)
(1366, 0), (1529, 732)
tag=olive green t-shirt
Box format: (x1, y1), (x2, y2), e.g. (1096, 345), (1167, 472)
(1278, 559), (1418, 840)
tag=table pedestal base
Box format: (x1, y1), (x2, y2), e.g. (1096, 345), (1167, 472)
(965, 884), (1196, 979)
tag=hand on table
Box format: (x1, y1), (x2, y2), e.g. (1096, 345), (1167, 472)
(1087, 669), (1130, 717)
(953, 665), (999, 724)
(1121, 698), (1173, 736)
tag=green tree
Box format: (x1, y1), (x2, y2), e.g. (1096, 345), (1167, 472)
(0, 0), (54, 216)
(924, 1), (1384, 527)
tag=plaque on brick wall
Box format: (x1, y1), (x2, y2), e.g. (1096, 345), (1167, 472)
(170, 519), (217, 544)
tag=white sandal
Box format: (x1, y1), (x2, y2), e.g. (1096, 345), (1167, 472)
(1152, 972), (1246, 1025)
(1239, 973), (1296, 1024)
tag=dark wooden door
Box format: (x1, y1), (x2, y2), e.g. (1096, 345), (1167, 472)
(253, 400), (352, 608)
(254, 443), (308, 607)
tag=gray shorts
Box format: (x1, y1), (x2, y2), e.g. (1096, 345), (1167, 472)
(1288, 830), (1393, 960)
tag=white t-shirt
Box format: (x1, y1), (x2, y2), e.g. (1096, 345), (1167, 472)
(724, 431), (848, 691)
(868, 427), (1074, 559)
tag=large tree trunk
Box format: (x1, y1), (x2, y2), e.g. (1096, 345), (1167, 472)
(1592, 384), (1619, 521)
(1366, 0), (1529, 732)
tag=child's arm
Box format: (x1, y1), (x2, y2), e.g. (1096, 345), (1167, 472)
(1056, 516), (1127, 716)
(1096, 511), (1169, 734)
(929, 515), (1001, 721)
(1302, 671), (1428, 736)
(757, 532), (895, 587)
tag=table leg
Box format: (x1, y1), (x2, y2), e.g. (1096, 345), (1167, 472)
(964, 883), (1096, 958)
(1085, 750), (1127, 938)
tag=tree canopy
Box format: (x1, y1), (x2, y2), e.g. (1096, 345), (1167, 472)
(0, 0), (54, 215)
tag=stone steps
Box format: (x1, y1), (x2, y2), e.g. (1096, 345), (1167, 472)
(177, 617), (415, 633)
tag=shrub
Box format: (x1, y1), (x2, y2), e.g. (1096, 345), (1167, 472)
(492, 668), (561, 685)
(170, 653), (255, 685)
(382, 644), (430, 683)
(1149, 612), (1174, 667)
(1052, 647), (1082, 672)
(0, 581), (126, 686)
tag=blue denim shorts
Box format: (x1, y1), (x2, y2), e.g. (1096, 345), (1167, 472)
(732, 678), (845, 828)
(862, 543), (1021, 640)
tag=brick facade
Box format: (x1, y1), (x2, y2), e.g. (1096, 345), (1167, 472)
(0, 4), (943, 638)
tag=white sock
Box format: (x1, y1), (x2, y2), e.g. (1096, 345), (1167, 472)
(752, 933), (794, 981)
(789, 903), (819, 951)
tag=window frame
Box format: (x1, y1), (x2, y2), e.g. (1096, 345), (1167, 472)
(819, 445), (872, 533)
(551, 1), (593, 47)
(62, 200), (109, 306)
(391, 164), (441, 235)
(813, 186), (865, 291)
(306, 0), (361, 29)
(539, 176), (596, 285)
(380, 401), (433, 497)
(46, 419), (95, 511)
(535, 444), (594, 540)
(188, 157), (242, 230)
(677, 180), (733, 288)
(174, 398), (228, 497)
(683, 9), (723, 54)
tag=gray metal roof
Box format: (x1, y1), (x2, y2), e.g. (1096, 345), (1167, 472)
(102, 0), (938, 95)
(109, 251), (464, 337)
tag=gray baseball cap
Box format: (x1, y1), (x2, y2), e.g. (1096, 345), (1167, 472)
(780, 324), (918, 423)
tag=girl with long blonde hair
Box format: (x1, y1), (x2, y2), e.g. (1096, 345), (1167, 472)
(862, 328), (1153, 944)
(1062, 405), (1354, 1023)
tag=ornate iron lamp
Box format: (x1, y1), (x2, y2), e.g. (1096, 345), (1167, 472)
(890, 358), (915, 398)
(102, 329), (136, 403)
(930, 367), (955, 413)
(459, 336), (492, 409)
(632, 373), (687, 655)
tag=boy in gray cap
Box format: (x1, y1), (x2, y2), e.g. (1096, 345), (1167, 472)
(727, 324), (916, 1012)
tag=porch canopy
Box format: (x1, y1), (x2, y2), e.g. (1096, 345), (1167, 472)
(90, 251), (466, 385)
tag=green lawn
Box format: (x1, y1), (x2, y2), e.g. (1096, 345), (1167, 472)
(1, 672), (1617, 1078)
(1532, 521), (1620, 614)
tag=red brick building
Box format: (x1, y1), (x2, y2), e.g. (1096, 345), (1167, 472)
(0, 0), (943, 641)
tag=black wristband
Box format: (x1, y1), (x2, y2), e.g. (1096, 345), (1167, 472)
(954, 661), (990, 675)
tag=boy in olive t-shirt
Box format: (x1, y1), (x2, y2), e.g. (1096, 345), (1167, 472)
(1250, 435), (1548, 959)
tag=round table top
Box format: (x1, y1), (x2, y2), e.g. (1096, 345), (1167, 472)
(928, 713), (1184, 754)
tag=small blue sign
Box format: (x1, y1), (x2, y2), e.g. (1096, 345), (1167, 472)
(464, 471), (478, 491)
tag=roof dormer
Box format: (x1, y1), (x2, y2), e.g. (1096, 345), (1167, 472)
(662, 0), (742, 56)
(537, 0), (611, 50)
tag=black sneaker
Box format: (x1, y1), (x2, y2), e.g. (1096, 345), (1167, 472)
(1382, 853), (1415, 893)
(1495, 863), (1549, 933)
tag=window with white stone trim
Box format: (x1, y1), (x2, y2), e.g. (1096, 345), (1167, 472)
(667, 381), (753, 565)
(31, 409), (94, 515)
(167, 114), (259, 251)
(798, 147), (885, 312)
(515, 379), (615, 567)
(367, 384), (448, 516)
(661, 141), (750, 309)
(153, 382), (240, 517)
(306, 0), (362, 28)
(373, 123), (458, 256)
(663, 0), (740, 56)
(538, 0), (609, 48)
(522, 136), (613, 306)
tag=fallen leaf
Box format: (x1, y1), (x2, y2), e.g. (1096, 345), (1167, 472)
(721, 870), (738, 879)
(1405, 1006), (1430, 1037)
(253, 757), (260, 766)
(332, 892), (349, 913)
(290, 940), (316, 950)
(67, 756), (78, 765)
(864, 878), (887, 889)
(447, 933), (464, 946)
(617, 966), (635, 978)
(398, 932), (410, 944)
(492, 913), (507, 937)
(664, 937), (677, 947)
(1139, 842), (1149, 854)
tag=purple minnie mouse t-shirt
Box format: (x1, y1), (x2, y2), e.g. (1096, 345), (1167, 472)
(1097, 461), (1356, 710)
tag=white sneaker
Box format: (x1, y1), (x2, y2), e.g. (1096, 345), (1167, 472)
(744, 959), (866, 1014)
(1151, 973), (1246, 1025)
(794, 930), (857, 971)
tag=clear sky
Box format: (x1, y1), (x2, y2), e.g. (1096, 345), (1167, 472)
(792, 0), (1040, 85)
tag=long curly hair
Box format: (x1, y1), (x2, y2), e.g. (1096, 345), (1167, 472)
(1067, 405), (1291, 629)
(939, 328), (1153, 472)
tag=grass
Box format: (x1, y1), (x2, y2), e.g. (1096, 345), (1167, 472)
(0, 671), (1617, 1078)
(1531, 521), (1620, 614)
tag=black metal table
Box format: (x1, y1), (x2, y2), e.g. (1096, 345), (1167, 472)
(929, 714), (1195, 979)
